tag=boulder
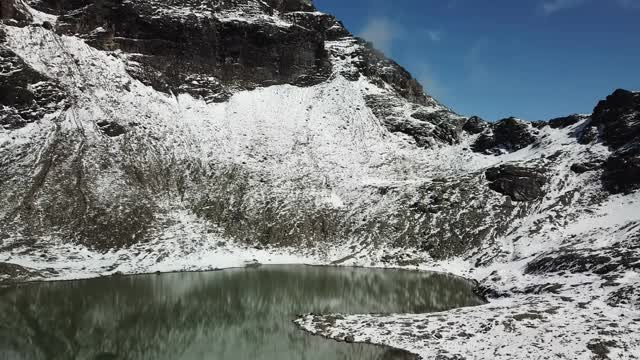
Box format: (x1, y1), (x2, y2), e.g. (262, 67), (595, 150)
(97, 120), (127, 137)
(485, 165), (546, 201)
(570, 161), (602, 174)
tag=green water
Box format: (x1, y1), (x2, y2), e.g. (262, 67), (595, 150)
(0, 265), (483, 360)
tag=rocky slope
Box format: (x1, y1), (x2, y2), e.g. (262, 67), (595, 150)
(1, 0), (639, 358)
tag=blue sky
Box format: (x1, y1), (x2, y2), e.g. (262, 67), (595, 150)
(314, 0), (640, 121)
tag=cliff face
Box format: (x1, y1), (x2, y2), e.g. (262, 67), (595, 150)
(44, 0), (335, 102)
(0, 0), (638, 283)
(1, 0), (460, 253)
(0, 0), (32, 22)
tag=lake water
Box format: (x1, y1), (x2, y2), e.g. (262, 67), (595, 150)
(0, 265), (483, 360)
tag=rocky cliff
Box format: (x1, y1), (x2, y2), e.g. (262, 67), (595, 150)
(1, 1), (639, 358)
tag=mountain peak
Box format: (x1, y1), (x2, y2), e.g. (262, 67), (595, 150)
(265, 0), (316, 13)
(1, 4), (640, 359)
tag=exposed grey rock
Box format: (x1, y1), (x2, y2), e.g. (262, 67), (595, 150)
(462, 116), (489, 135)
(265, 0), (315, 13)
(578, 125), (599, 145)
(602, 144), (640, 194)
(409, 111), (465, 145)
(28, 0), (92, 13)
(282, 11), (350, 41)
(0, 262), (39, 283)
(591, 89), (640, 148)
(364, 95), (461, 148)
(583, 89), (640, 194)
(570, 161), (602, 174)
(96, 120), (126, 137)
(525, 248), (640, 275)
(530, 120), (547, 129)
(548, 114), (588, 129)
(0, 46), (67, 130)
(472, 117), (538, 155)
(607, 285), (640, 308)
(0, 0), (33, 23)
(350, 39), (436, 106)
(587, 339), (617, 359)
(485, 165), (546, 202)
(52, 0), (333, 102)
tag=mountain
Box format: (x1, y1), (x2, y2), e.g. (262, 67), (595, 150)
(1, 0), (639, 358)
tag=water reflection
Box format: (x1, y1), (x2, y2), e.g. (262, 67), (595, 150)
(0, 265), (483, 360)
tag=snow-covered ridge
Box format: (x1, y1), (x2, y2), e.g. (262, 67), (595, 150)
(1, 1), (640, 359)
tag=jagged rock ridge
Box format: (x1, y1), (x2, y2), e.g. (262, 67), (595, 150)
(1, 2), (640, 358)
(0, 0), (637, 261)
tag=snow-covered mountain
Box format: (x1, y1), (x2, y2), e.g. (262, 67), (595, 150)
(1, 0), (639, 358)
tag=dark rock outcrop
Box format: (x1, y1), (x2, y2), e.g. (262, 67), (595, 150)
(265, 0), (315, 13)
(525, 248), (640, 275)
(283, 11), (349, 41)
(472, 117), (537, 155)
(0, 47), (67, 130)
(577, 125), (599, 145)
(462, 116), (489, 135)
(530, 120), (547, 130)
(0, 262), (40, 283)
(602, 144), (640, 194)
(96, 120), (126, 137)
(52, 0), (334, 102)
(350, 40), (435, 106)
(28, 0), (92, 14)
(548, 114), (588, 129)
(485, 165), (546, 202)
(409, 110), (465, 145)
(607, 285), (640, 308)
(0, 0), (33, 23)
(364, 95), (461, 148)
(581, 89), (640, 194)
(570, 161), (602, 174)
(591, 89), (640, 148)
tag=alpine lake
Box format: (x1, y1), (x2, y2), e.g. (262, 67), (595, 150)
(0, 265), (484, 360)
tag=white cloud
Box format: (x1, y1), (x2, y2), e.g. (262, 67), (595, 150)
(359, 18), (400, 55)
(415, 63), (447, 101)
(541, 0), (638, 15)
(464, 38), (490, 85)
(542, 0), (586, 14)
(618, 0), (640, 8)
(426, 30), (442, 42)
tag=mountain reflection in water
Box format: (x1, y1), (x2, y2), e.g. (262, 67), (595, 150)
(0, 265), (483, 360)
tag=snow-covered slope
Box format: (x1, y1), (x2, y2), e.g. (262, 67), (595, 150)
(1, 0), (639, 358)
